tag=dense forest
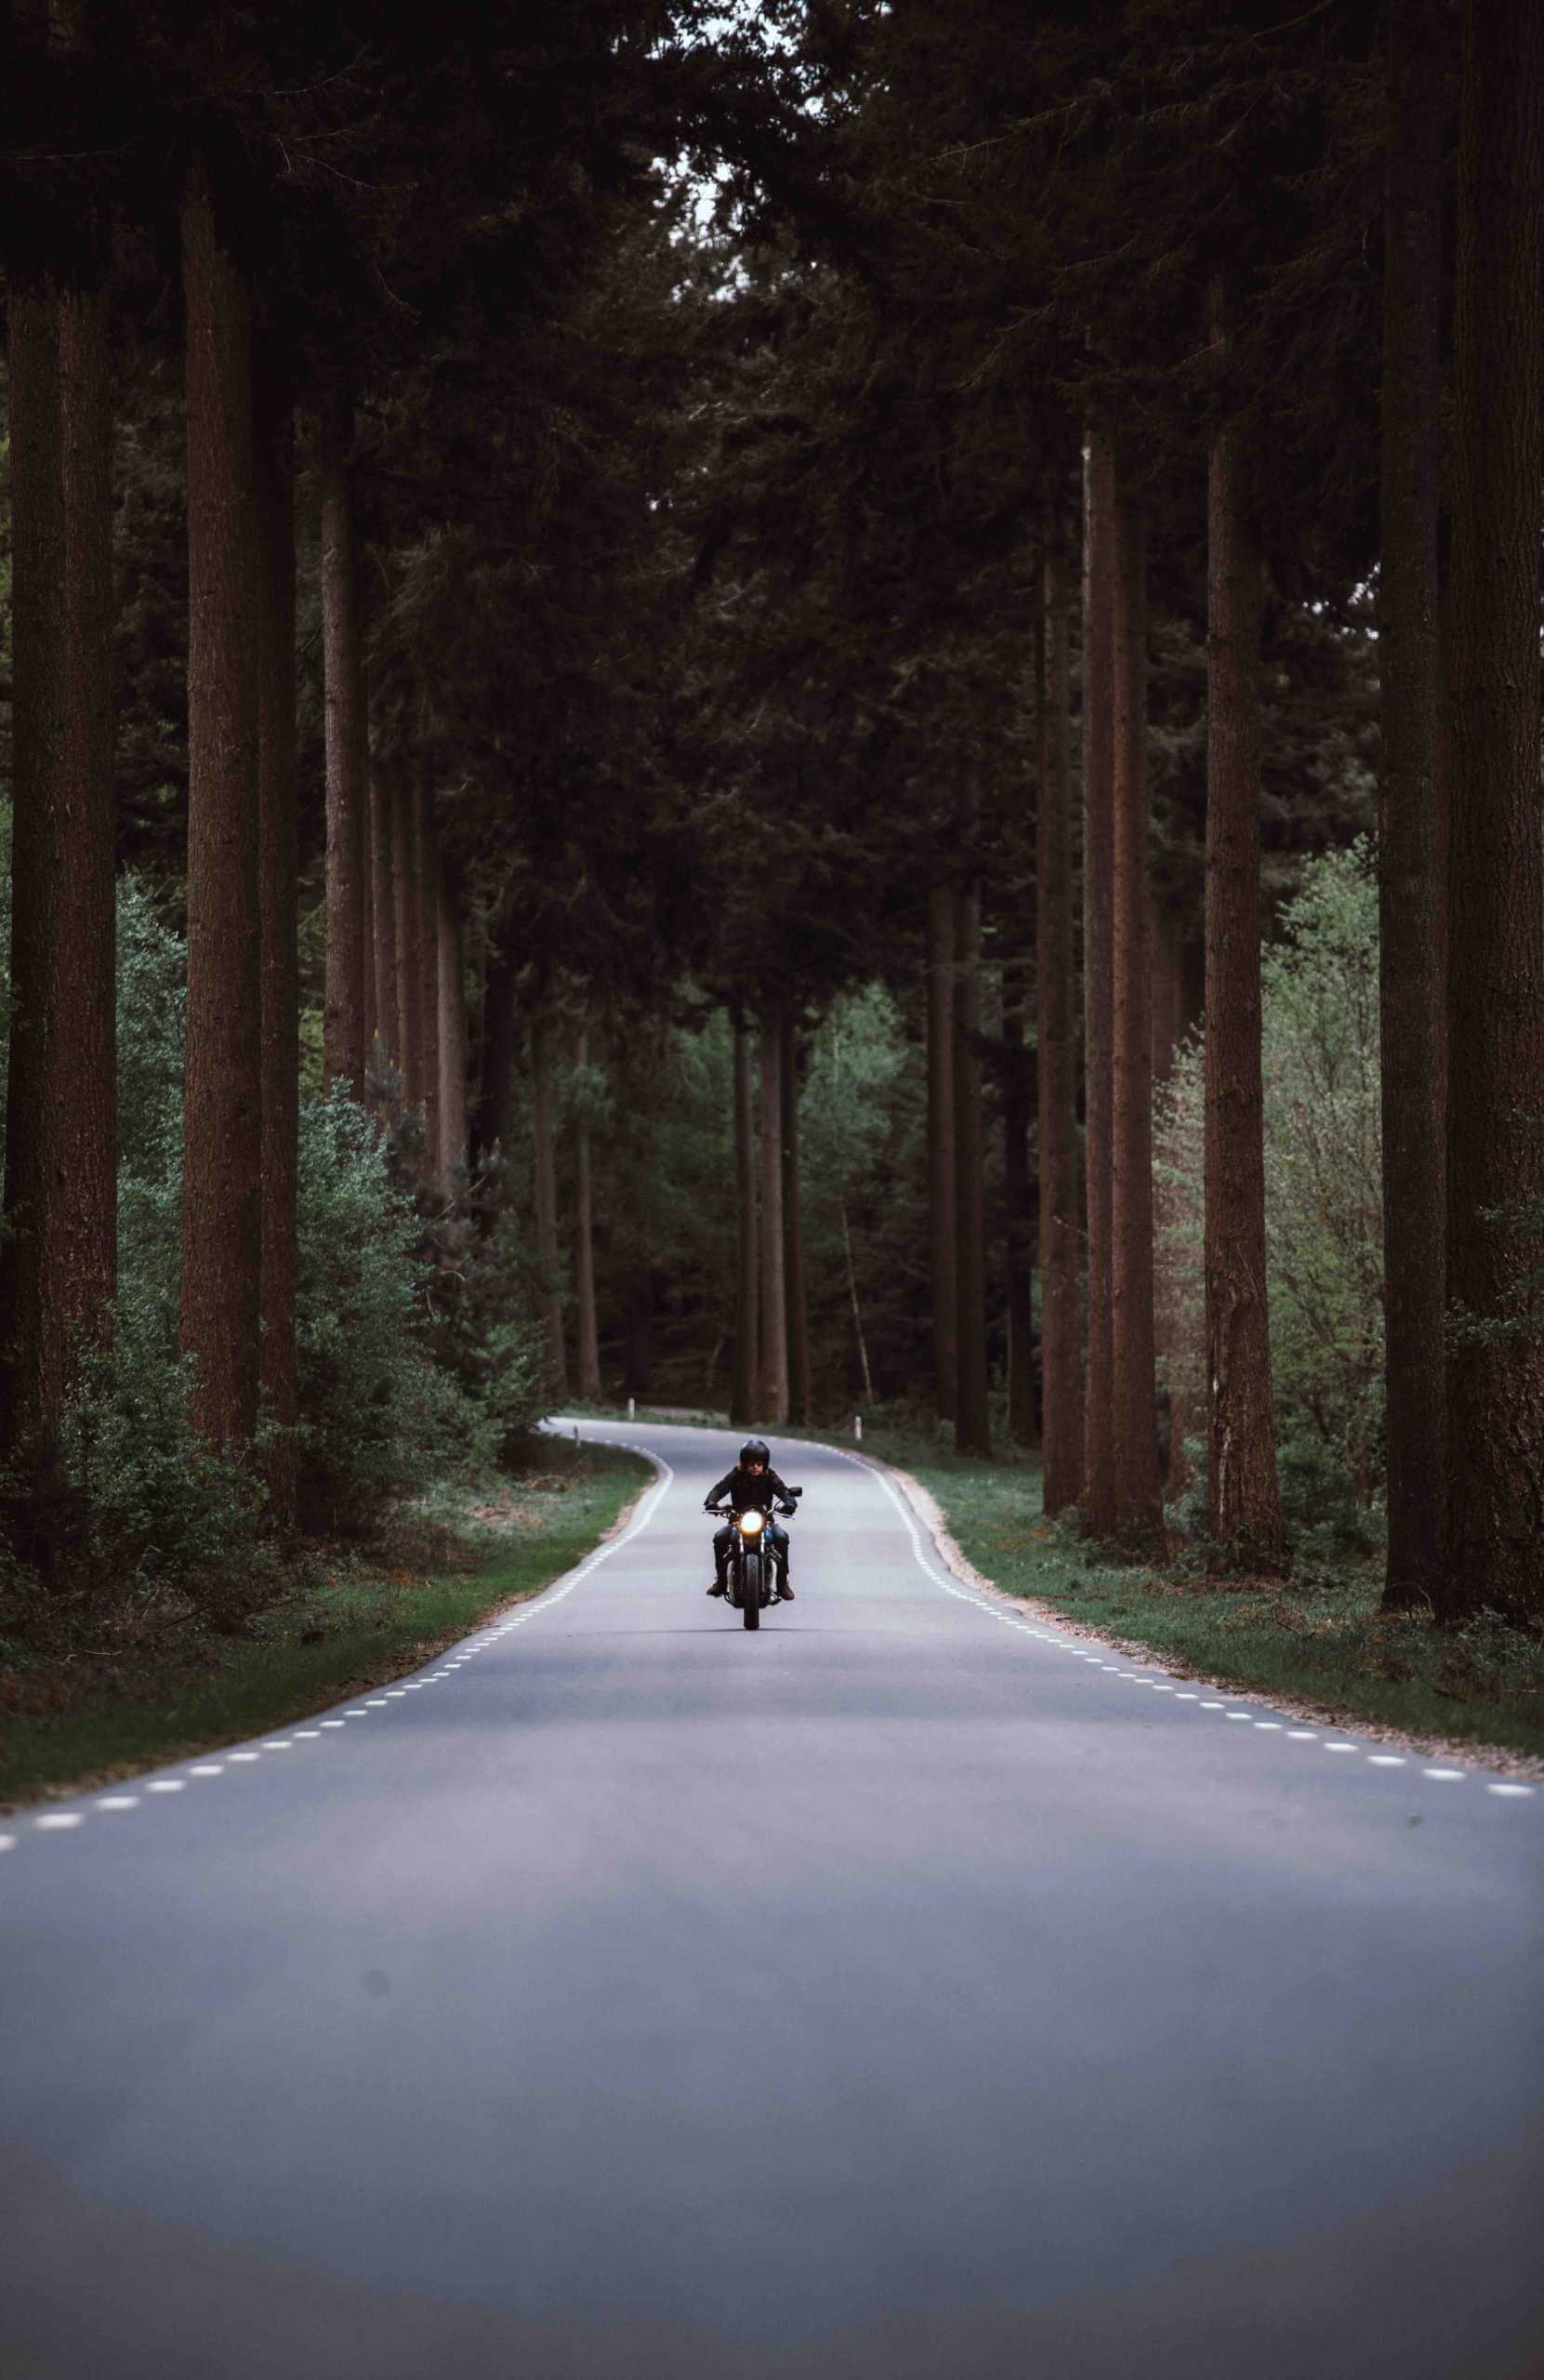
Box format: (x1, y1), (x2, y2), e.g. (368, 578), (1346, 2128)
(1, 0), (1540, 1633)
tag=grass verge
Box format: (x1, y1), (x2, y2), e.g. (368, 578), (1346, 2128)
(0, 1442), (652, 1812)
(898, 1451), (1544, 1766)
(567, 1408), (1544, 1765)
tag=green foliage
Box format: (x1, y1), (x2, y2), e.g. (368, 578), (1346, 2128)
(1155, 844), (1385, 1558)
(0, 883), (525, 1587)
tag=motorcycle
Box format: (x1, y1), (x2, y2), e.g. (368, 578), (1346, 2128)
(707, 1487), (802, 1630)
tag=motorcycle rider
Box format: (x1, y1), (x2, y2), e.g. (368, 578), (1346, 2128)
(705, 1439), (797, 1601)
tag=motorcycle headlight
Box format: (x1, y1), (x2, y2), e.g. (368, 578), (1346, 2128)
(738, 1509), (764, 1536)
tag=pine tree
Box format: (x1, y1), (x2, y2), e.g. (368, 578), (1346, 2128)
(1081, 425), (1117, 1534)
(1037, 488), (1083, 1514)
(954, 853), (990, 1458)
(321, 386), (367, 1096)
(731, 1010), (759, 1425)
(0, 223), (116, 1478)
(254, 352), (299, 1525)
(1204, 285), (1284, 1569)
(759, 1010), (789, 1421)
(927, 879), (957, 1422)
(1442, 0), (1544, 1623)
(1378, 0), (1451, 1613)
(179, 165), (261, 1448)
(1110, 459), (1162, 1549)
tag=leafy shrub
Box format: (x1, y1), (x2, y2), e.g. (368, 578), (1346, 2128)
(294, 1088), (487, 1531)
(59, 1289), (270, 1599)
(1155, 843), (1385, 1546)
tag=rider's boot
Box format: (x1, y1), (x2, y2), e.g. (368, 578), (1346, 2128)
(707, 1570), (727, 1596)
(777, 1570), (795, 1601)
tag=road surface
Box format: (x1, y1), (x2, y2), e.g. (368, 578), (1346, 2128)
(3, 1418), (1541, 2378)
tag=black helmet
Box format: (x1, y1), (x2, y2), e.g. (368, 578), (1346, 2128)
(739, 1438), (771, 1468)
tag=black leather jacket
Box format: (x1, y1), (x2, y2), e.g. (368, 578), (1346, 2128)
(705, 1464), (793, 1514)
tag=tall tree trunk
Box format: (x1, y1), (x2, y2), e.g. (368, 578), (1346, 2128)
(731, 1011), (759, 1426)
(436, 866), (468, 1187)
(370, 771), (398, 1095)
(531, 1018), (568, 1400)
(1378, 0), (1451, 1610)
(782, 1011), (812, 1426)
(1205, 291), (1284, 1569)
(0, 262), (116, 1472)
(416, 768), (442, 1176)
(572, 1027), (601, 1399)
(321, 386), (366, 1096)
(758, 1010), (789, 1422)
(1082, 426), (1117, 1535)
(1150, 904), (1186, 1091)
(359, 750), (376, 1075)
(1002, 954), (1036, 1447)
(390, 764), (421, 1111)
(1110, 463), (1163, 1550)
(254, 354), (298, 1527)
(1442, 0), (1544, 1622)
(954, 859), (991, 1458)
(477, 928), (520, 1173)
(927, 879), (958, 1421)
(179, 170), (261, 1448)
(1038, 490), (1084, 1514)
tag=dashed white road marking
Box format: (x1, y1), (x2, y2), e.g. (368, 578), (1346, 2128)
(1487, 1783), (1534, 1799)
(0, 1833), (15, 1852)
(146, 1779), (185, 1794)
(188, 1764), (224, 1777)
(1368, 1755), (1406, 1768)
(34, 1813), (83, 1831)
(1424, 1768), (1465, 1781)
(96, 1796), (139, 1811)
(320, 1720), (347, 1729)
(228, 1752), (261, 1764)
(1324, 1743), (1358, 1754)
(263, 1740), (295, 1751)
(1288, 1730), (1318, 1740)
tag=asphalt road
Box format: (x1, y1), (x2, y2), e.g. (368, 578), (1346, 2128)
(3, 1418), (1541, 2380)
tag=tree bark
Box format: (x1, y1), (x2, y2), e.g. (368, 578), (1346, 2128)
(436, 866), (468, 1187)
(1, 259), (117, 1474)
(1110, 463), (1163, 1550)
(927, 879), (958, 1422)
(254, 354), (298, 1527)
(954, 861), (991, 1458)
(758, 1010), (789, 1422)
(531, 1018), (569, 1399)
(1002, 954), (1036, 1447)
(1038, 492), (1084, 1514)
(389, 764), (421, 1111)
(573, 1028), (601, 1400)
(416, 768), (442, 1175)
(1205, 293), (1285, 1569)
(370, 771), (399, 1096)
(477, 927), (520, 1172)
(1082, 426), (1117, 1535)
(782, 1011), (812, 1426)
(321, 386), (366, 1096)
(731, 1010), (759, 1426)
(1442, 0), (1544, 1622)
(1377, 0), (1451, 1610)
(179, 170), (261, 1448)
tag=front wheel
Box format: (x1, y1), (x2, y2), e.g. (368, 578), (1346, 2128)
(743, 1549), (761, 1629)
